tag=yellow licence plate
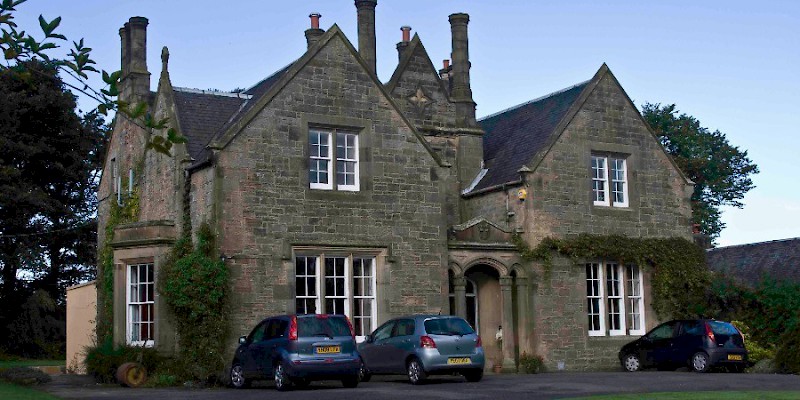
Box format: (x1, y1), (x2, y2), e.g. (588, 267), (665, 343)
(728, 354), (743, 361)
(316, 346), (341, 354)
(447, 357), (471, 365)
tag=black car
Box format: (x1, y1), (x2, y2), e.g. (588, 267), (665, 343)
(230, 314), (361, 390)
(619, 319), (748, 373)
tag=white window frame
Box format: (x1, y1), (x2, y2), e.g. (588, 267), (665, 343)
(586, 263), (606, 336)
(626, 264), (646, 336)
(352, 257), (376, 340)
(606, 263), (627, 336)
(309, 129), (333, 190)
(309, 128), (359, 191)
(587, 261), (645, 336)
(126, 263), (155, 347)
(591, 155), (628, 208)
(336, 132), (360, 191)
(294, 252), (377, 342)
(295, 256), (321, 314)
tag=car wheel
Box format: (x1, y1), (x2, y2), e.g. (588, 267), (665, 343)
(342, 375), (359, 388)
(463, 368), (483, 382)
(691, 352), (710, 373)
(274, 362), (292, 391)
(407, 358), (427, 385)
(229, 363), (250, 389)
(622, 353), (641, 372)
(359, 359), (372, 382)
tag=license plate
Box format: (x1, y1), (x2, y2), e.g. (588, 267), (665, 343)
(727, 354), (743, 361)
(447, 357), (471, 365)
(316, 346), (341, 354)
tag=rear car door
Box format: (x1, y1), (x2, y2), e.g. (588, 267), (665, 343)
(673, 320), (703, 365)
(261, 318), (289, 376)
(241, 320), (269, 376)
(359, 320), (396, 373)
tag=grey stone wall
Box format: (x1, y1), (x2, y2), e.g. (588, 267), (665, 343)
(209, 35), (450, 346)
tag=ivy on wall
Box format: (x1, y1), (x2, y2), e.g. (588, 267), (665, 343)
(512, 233), (711, 319)
(158, 223), (229, 381)
(96, 184), (140, 343)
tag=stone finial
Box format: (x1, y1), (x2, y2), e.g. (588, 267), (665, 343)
(161, 46), (169, 72)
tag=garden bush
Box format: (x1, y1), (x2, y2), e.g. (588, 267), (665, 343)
(84, 338), (164, 383)
(0, 367), (51, 385)
(519, 352), (545, 374)
(731, 320), (775, 365)
(775, 323), (800, 374)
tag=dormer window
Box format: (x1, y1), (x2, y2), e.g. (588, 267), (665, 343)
(592, 154), (628, 207)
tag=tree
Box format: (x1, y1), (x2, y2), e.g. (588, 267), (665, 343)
(642, 103), (759, 241)
(0, 60), (106, 354)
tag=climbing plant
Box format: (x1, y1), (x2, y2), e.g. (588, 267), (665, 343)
(158, 223), (229, 381)
(512, 233), (711, 319)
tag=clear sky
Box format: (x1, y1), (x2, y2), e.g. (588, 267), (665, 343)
(13, 0), (799, 247)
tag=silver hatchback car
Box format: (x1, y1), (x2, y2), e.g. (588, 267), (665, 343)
(357, 315), (485, 384)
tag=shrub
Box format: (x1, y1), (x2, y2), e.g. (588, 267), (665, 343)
(0, 367), (51, 385)
(775, 323), (800, 374)
(519, 352), (544, 374)
(84, 337), (164, 383)
(731, 320), (775, 365)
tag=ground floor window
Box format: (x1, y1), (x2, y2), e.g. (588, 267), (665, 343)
(295, 254), (377, 341)
(127, 263), (155, 346)
(586, 262), (645, 337)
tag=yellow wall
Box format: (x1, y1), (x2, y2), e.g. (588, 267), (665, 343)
(66, 281), (96, 374)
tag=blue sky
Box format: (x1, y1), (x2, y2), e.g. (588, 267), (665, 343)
(13, 0), (799, 247)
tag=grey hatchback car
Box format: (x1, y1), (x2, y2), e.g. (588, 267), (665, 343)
(358, 315), (485, 384)
(230, 314), (361, 391)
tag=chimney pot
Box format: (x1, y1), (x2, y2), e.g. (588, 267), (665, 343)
(401, 26), (411, 42)
(309, 13), (321, 29)
(443, 59), (450, 69)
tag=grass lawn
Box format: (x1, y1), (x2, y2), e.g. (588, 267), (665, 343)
(0, 360), (65, 369)
(0, 382), (60, 400)
(572, 391), (800, 400)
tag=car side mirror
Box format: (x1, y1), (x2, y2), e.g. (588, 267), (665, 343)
(239, 335), (247, 345)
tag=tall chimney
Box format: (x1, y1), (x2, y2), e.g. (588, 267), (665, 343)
(305, 13), (325, 49)
(396, 26), (411, 61)
(119, 17), (150, 105)
(355, 0), (377, 75)
(449, 13), (476, 127)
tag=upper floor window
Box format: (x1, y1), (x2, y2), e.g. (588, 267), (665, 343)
(309, 128), (359, 191)
(591, 155), (628, 207)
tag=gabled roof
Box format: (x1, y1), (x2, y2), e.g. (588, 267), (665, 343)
(385, 33), (450, 99)
(471, 81), (589, 193)
(172, 88), (248, 160)
(706, 238), (800, 287)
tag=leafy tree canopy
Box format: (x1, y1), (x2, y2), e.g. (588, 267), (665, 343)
(642, 103), (759, 241)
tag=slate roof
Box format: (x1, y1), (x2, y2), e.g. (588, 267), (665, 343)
(173, 61), (295, 165)
(173, 89), (247, 160)
(706, 238), (800, 287)
(472, 81), (589, 193)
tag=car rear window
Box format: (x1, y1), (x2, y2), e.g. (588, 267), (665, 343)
(424, 317), (474, 336)
(708, 321), (739, 335)
(297, 316), (352, 338)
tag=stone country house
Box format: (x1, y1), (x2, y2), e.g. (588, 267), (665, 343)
(93, 1), (694, 372)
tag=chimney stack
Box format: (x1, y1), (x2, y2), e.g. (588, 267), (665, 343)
(396, 26), (411, 61)
(119, 17), (150, 105)
(448, 13), (476, 127)
(305, 13), (325, 49)
(355, 0), (378, 75)
(439, 59), (452, 91)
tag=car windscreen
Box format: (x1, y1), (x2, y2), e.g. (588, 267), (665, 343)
(424, 317), (475, 335)
(297, 316), (351, 338)
(708, 321), (739, 335)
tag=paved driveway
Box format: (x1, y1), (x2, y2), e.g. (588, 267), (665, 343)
(43, 371), (800, 400)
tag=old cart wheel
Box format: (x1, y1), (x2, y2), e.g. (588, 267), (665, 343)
(116, 362), (147, 387)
